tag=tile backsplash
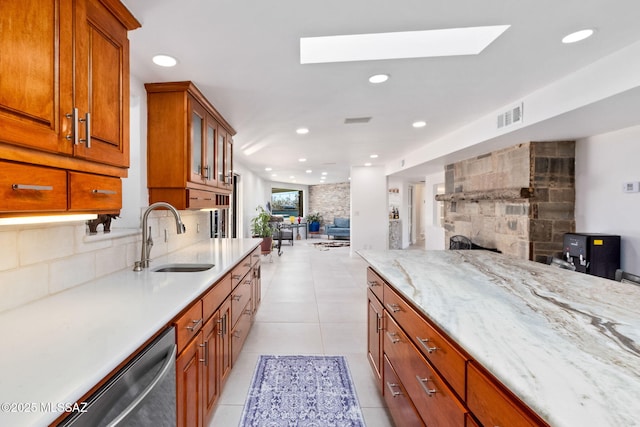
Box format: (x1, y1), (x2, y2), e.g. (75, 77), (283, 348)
(0, 210), (210, 313)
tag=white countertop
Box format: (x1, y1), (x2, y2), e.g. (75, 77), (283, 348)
(0, 238), (261, 427)
(358, 249), (640, 427)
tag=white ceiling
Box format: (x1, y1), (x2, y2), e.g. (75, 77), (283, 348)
(121, 0), (640, 185)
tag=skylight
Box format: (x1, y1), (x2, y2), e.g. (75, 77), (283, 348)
(300, 25), (510, 64)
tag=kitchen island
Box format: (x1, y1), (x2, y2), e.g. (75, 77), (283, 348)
(359, 249), (640, 427)
(0, 238), (261, 427)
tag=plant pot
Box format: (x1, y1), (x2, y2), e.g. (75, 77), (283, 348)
(309, 221), (320, 232)
(260, 237), (273, 254)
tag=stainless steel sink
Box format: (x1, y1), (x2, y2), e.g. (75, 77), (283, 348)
(152, 263), (215, 273)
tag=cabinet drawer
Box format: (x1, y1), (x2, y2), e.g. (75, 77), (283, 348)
(467, 363), (545, 427)
(385, 315), (467, 427)
(174, 300), (204, 353)
(203, 273), (232, 321)
(0, 162), (67, 212)
(367, 267), (385, 302)
(186, 188), (215, 209)
(384, 283), (466, 399)
(68, 172), (121, 211)
(383, 355), (425, 427)
(231, 254), (252, 287)
(230, 278), (252, 327)
(231, 299), (252, 364)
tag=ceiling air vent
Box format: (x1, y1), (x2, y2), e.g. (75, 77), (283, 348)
(497, 103), (523, 129)
(344, 117), (371, 124)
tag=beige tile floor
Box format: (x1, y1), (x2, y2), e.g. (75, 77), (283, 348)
(209, 238), (394, 426)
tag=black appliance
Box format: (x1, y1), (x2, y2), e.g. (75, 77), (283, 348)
(563, 233), (620, 280)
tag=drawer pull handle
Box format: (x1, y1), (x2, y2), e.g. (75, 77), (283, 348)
(386, 331), (400, 344)
(367, 280), (380, 287)
(186, 318), (202, 331)
(376, 315), (383, 332)
(417, 337), (439, 354)
(232, 274), (242, 280)
(244, 279), (252, 284)
(12, 184), (53, 191)
(386, 382), (403, 397)
(233, 330), (241, 338)
(416, 376), (437, 397)
(92, 189), (117, 195)
(231, 295), (242, 302)
(243, 309), (252, 315)
(385, 303), (401, 313)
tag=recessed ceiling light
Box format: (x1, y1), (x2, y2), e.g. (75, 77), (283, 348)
(321, 172), (328, 176)
(289, 175), (295, 179)
(265, 167), (272, 171)
(562, 29), (594, 44)
(296, 128), (309, 135)
(271, 173), (277, 177)
(152, 54), (178, 67)
(412, 121), (427, 128)
(364, 162), (372, 167)
(298, 158), (307, 162)
(300, 25), (510, 64)
(368, 74), (389, 84)
(306, 169), (312, 173)
(370, 154), (379, 158)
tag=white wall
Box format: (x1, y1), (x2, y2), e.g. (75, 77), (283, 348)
(423, 171), (446, 250)
(575, 125), (640, 273)
(351, 166), (388, 252)
(233, 162), (270, 237)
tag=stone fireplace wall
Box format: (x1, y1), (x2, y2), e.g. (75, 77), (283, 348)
(440, 141), (575, 262)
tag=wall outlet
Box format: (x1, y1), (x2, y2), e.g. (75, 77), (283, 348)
(622, 182), (640, 193)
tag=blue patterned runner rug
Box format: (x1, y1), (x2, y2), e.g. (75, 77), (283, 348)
(239, 355), (366, 426)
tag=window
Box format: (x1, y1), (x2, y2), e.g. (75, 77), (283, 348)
(271, 188), (303, 217)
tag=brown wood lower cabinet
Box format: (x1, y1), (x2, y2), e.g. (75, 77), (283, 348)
(175, 251), (260, 427)
(366, 265), (549, 427)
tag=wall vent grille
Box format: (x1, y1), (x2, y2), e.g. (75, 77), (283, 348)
(497, 103), (523, 129)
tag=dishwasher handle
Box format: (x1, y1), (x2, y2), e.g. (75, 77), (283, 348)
(106, 343), (177, 427)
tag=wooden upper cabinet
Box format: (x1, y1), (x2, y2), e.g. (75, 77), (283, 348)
(146, 81), (236, 210)
(0, 0), (139, 215)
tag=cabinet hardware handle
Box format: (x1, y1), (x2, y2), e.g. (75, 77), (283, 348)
(231, 295), (242, 302)
(367, 280), (380, 287)
(199, 341), (208, 365)
(386, 382), (403, 397)
(385, 331), (400, 344)
(232, 274), (241, 279)
(12, 184), (53, 191)
(243, 309), (252, 315)
(416, 376), (437, 397)
(416, 337), (439, 354)
(66, 108), (79, 145)
(92, 189), (117, 195)
(385, 303), (401, 313)
(79, 112), (91, 148)
(376, 314), (383, 332)
(204, 165), (210, 179)
(233, 330), (241, 338)
(186, 318), (202, 331)
(243, 262), (251, 267)
(244, 279), (252, 285)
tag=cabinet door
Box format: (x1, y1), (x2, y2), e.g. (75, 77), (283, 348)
(217, 298), (232, 388)
(204, 116), (218, 187)
(367, 289), (384, 390)
(189, 99), (206, 184)
(176, 333), (204, 427)
(73, 0), (130, 167)
(216, 128), (226, 188)
(202, 316), (220, 425)
(224, 135), (233, 188)
(0, 0), (73, 155)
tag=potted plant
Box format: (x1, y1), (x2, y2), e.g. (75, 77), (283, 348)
(251, 205), (273, 253)
(306, 212), (323, 233)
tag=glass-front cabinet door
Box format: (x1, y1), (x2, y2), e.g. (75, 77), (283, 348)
(205, 116), (217, 186)
(225, 136), (233, 189)
(217, 128), (226, 187)
(190, 99), (206, 183)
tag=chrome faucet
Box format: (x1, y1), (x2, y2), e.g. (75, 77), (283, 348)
(133, 202), (186, 271)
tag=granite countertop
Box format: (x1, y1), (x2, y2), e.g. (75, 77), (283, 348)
(0, 238), (261, 427)
(358, 249), (640, 427)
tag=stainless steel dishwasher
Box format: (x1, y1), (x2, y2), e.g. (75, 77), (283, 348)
(60, 327), (177, 427)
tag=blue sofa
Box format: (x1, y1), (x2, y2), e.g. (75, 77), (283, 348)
(325, 217), (350, 239)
